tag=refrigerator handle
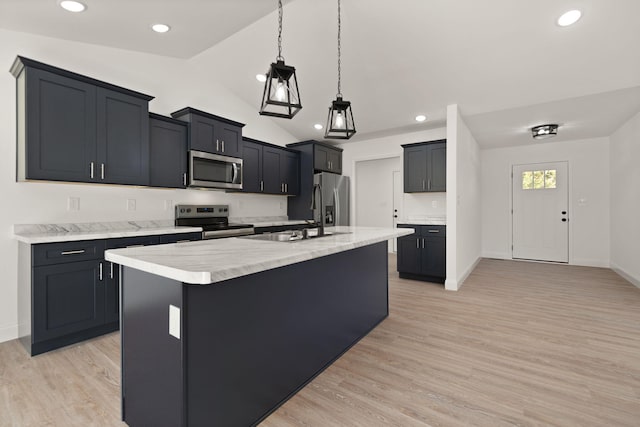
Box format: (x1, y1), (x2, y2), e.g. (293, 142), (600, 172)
(334, 188), (340, 226)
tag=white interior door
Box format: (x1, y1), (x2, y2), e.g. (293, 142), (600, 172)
(392, 170), (402, 252)
(512, 161), (569, 262)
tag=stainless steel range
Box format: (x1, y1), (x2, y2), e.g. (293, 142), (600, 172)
(175, 204), (254, 239)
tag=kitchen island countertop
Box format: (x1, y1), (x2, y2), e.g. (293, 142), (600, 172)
(105, 226), (413, 285)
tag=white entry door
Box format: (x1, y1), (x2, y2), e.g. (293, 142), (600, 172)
(392, 170), (402, 252)
(512, 161), (569, 263)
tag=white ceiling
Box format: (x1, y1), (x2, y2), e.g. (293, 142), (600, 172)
(2, 0), (640, 147)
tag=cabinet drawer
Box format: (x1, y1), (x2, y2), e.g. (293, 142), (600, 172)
(159, 232), (202, 244)
(33, 240), (105, 266)
(106, 235), (160, 250)
(420, 225), (446, 237)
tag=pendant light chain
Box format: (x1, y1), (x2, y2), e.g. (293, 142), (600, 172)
(277, 0), (284, 60)
(336, 0), (342, 97)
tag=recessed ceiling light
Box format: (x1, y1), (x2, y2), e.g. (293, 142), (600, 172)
(151, 24), (171, 33)
(314, 124), (323, 130)
(415, 115), (427, 122)
(256, 74), (267, 83)
(59, 1), (86, 13)
(557, 10), (582, 27)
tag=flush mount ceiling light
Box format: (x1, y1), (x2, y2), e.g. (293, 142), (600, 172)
(531, 124), (559, 139)
(325, 0), (356, 140)
(59, 1), (86, 12)
(259, 0), (302, 119)
(557, 10), (582, 27)
(415, 115), (427, 122)
(314, 123), (323, 130)
(255, 74), (267, 82)
(151, 24), (171, 33)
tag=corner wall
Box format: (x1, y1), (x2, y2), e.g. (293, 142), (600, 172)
(445, 105), (482, 291)
(610, 111), (640, 286)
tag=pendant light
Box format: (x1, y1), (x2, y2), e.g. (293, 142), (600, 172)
(325, 0), (356, 139)
(259, 0), (302, 119)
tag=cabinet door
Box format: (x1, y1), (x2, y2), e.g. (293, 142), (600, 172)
(397, 235), (422, 274)
(33, 260), (105, 342)
(25, 68), (97, 182)
(241, 141), (263, 193)
(262, 147), (283, 194)
(428, 143), (447, 192)
(328, 149), (342, 174)
(403, 145), (427, 192)
(314, 145), (329, 172)
(149, 118), (188, 188)
(422, 235), (446, 278)
(190, 114), (221, 153)
(96, 88), (149, 185)
(219, 123), (242, 157)
(282, 151), (300, 195)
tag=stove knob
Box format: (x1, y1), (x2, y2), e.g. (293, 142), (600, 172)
(187, 208), (192, 213)
(180, 209), (185, 213)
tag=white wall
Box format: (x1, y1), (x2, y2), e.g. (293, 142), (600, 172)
(445, 105), (482, 291)
(340, 127), (448, 226)
(480, 137), (611, 268)
(610, 111), (640, 286)
(0, 29), (298, 343)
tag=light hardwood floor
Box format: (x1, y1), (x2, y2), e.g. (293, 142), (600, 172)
(1, 256), (639, 426)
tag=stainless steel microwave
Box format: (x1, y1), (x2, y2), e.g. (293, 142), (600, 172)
(189, 150), (243, 190)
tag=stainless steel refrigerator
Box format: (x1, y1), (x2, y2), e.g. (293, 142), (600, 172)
(313, 172), (350, 227)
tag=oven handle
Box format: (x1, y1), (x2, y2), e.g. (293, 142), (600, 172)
(202, 228), (255, 239)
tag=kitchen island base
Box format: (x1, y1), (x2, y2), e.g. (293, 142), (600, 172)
(121, 241), (389, 426)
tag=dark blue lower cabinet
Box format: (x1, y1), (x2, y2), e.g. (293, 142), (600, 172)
(121, 242), (389, 426)
(397, 224), (446, 283)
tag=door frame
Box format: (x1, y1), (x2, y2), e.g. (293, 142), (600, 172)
(351, 154), (402, 228)
(510, 160), (572, 263)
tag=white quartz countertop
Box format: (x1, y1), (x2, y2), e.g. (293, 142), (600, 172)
(13, 220), (202, 244)
(105, 226), (413, 285)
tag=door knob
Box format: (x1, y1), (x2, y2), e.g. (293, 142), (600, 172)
(561, 211), (567, 215)
(393, 215), (398, 218)
(562, 218), (567, 222)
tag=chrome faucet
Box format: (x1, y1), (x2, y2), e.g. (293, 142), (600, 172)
(310, 183), (324, 236)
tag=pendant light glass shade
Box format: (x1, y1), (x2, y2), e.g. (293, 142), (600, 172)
(260, 59), (302, 118)
(325, 96), (356, 139)
(325, 0), (355, 139)
(259, 0), (302, 119)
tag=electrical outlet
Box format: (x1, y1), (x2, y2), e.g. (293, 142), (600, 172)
(431, 200), (438, 208)
(126, 199), (136, 211)
(67, 197), (80, 211)
(164, 199), (173, 211)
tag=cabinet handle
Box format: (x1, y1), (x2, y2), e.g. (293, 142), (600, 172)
(416, 238), (420, 249)
(126, 244), (145, 248)
(260, 180), (264, 192)
(176, 240), (191, 243)
(422, 180), (425, 190)
(61, 249), (85, 255)
(101, 163), (105, 180)
(216, 139), (220, 151)
(90, 162), (94, 179)
(183, 173), (187, 186)
(422, 238), (425, 248)
(428, 179), (431, 190)
(110, 262), (114, 279)
(281, 183), (284, 193)
(427, 230), (440, 233)
(221, 140), (225, 152)
(99, 262), (103, 281)
(285, 183), (288, 193)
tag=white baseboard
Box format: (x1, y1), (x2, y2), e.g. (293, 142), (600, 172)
(610, 263), (640, 288)
(571, 258), (610, 268)
(445, 256), (481, 291)
(481, 251), (510, 260)
(0, 324), (18, 344)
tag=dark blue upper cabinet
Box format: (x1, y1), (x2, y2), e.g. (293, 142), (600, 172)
(402, 140), (447, 193)
(11, 56), (154, 185)
(149, 114), (188, 189)
(240, 137), (300, 196)
(171, 107), (244, 158)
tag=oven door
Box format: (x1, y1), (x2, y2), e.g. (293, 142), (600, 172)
(189, 150), (243, 189)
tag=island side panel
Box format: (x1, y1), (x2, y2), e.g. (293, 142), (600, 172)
(121, 267), (184, 427)
(185, 241), (389, 426)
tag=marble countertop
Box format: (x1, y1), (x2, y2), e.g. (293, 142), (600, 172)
(13, 220), (202, 244)
(398, 216), (447, 226)
(105, 226), (413, 285)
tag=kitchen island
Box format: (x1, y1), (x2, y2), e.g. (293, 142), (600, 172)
(105, 226), (412, 427)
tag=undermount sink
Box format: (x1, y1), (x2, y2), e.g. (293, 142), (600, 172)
(239, 228), (351, 242)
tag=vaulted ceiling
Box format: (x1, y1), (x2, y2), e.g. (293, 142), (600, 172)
(2, 0), (639, 147)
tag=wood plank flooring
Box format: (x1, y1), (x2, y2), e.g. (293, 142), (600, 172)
(1, 256), (639, 426)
